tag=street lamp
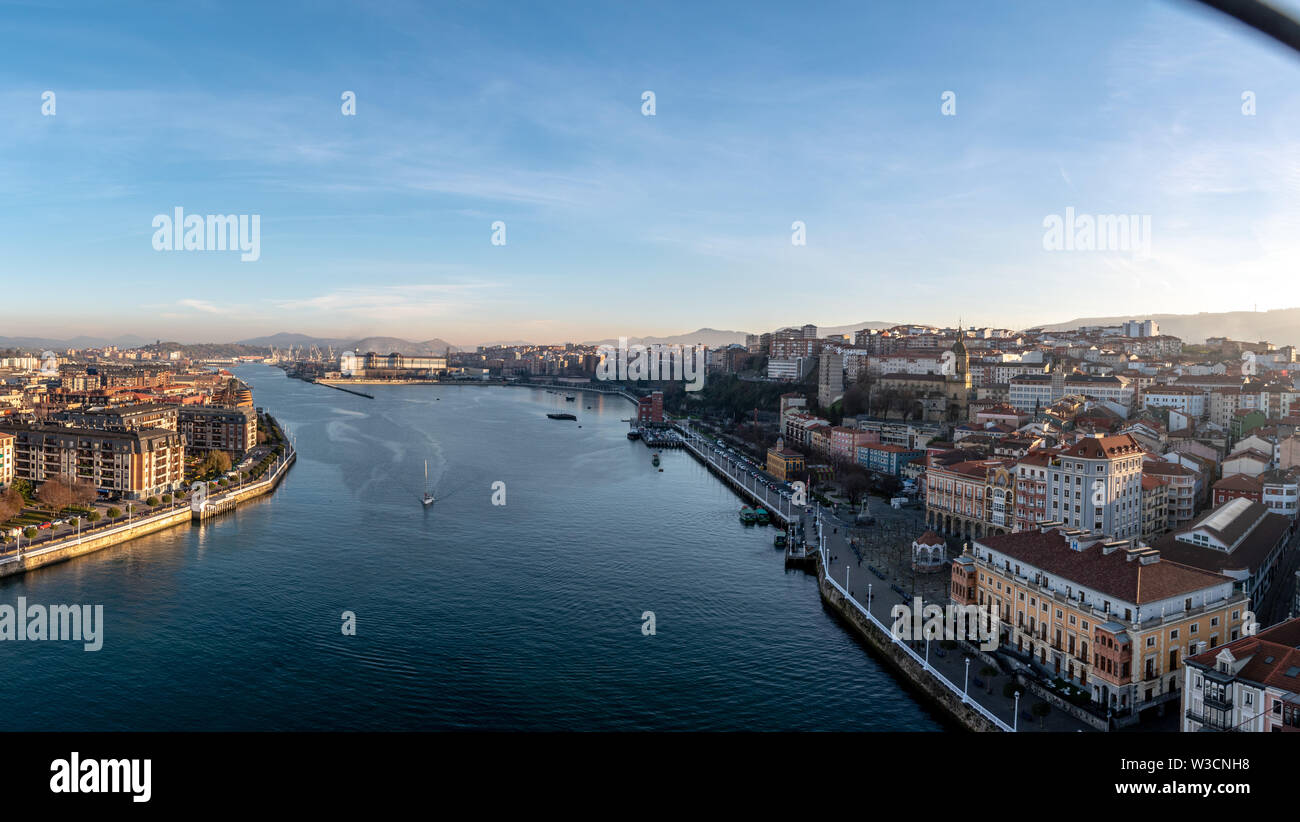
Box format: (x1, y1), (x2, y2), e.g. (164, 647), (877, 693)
(868, 583), (872, 612)
(963, 657), (971, 703)
(1014, 690), (1021, 732)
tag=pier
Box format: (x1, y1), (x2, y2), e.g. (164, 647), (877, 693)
(192, 445), (296, 522)
(314, 380), (374, 399)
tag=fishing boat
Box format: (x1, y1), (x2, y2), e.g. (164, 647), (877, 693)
(774, 533), (787, 548)
(547, 412), (576, 420)
(651, 453), (660, 467)
(565, 395), (576, 402)
(422, 460), (435, 506)
(754, 507), (770, 525)
(626, 429), (641, 441)
(739, 506), (758, 524)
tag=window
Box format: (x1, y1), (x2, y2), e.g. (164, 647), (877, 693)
(1170, 629), (1179, 640)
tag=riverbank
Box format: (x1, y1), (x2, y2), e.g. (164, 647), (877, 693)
(0, 438), (296, 579)
(812, 547), (1003, 732)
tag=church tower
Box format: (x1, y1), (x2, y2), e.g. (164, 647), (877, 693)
(945, 323), (972, 422)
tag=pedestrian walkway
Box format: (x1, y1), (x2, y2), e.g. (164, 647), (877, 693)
(811, 506), (1095, 732)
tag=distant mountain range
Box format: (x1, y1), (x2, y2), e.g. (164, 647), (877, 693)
(0, 334), (151, 351)
(584, 321), (898, 348)
(0, 320), (901, 355)
(1039, 308), (1300, 348)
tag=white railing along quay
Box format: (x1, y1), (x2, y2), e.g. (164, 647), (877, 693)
(818, 543), (1014, 732)
(675, 428), (795, 524)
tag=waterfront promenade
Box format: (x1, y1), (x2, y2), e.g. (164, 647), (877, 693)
(813, 506), (1094, 732)
(670, 418), (1092, 731)
(0, 442), (296, 578)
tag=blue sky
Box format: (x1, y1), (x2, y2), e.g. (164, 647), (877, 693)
(2, 0), (1299, 345)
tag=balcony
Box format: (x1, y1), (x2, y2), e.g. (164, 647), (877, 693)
(1203, 693), (1233, 712)
(1185, 710), (1236, 732)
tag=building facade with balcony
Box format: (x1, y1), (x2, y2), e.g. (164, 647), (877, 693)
(0, 422), (185, 500)
(178, 405), (258, 456)
(1182, 617), (1300, 732)
(953, 525), (1244, 722)
(0, 431), (12, 490)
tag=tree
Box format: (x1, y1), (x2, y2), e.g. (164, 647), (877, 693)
(1031, 701), (1051, 728)
(200, 451), (233, 477)
(70, 477), (98, 507)
(37, 477), (74, 511)
(11, 479), (32, 501)
(980, 665), (999, 695)
(839, 466), (871, 509)
(106, 507), (122, 519)
(0, 487), (23, 523)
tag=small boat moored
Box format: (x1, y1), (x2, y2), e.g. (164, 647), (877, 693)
(547, 413), (577, 420)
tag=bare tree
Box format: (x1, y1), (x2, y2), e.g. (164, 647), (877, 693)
(0, 488), (23, 523)
(70, 477), (98, 507)
(37, 477), (74, 511)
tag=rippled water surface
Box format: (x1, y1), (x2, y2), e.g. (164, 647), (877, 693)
(0, 366), (942, 731)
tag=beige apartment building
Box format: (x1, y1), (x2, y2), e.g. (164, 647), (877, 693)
(0, 422), (185, 500)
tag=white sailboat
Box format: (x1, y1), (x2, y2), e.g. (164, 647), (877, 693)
(422, 460), (436, 506)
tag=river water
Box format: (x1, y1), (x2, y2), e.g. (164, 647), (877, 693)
(0, 365), (942, 730)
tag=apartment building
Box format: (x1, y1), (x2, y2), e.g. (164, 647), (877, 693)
(1143, 460), (1199, 530)
(1182, 617), (1300, 732)
(1035, 434), (1145, 539)
(0, 431), (12, 490)
(856, 443), (924, 477)
(1142, 385), (1206, 418)
(952, 525), (1245, 722)
(1259, 467), (1300, 519)
(829, 426), (878, 464)
(0, 422), (184, 500)
(783, 412), (831, 449)
(52, 402), (179, 432)
(177, 405), (258, 456)
(817, 351), (844, 408)
(1141, 474), (1169, 544)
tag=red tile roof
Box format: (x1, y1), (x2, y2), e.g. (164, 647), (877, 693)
(976, 528), (1232, 604)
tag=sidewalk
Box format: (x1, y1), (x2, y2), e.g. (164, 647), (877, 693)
(812, 506), (1096, 732)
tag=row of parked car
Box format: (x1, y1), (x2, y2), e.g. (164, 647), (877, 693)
(706, 437), (797, 501)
